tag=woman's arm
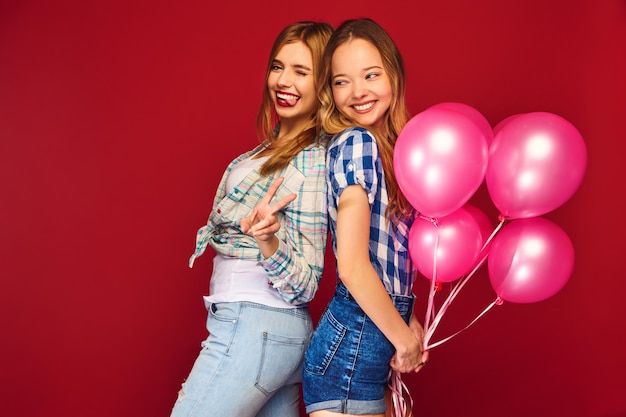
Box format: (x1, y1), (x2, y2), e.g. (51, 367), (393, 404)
(336, 184), (425, 373)
(241, 147), (328, 305)
(241, 176), (296, 256)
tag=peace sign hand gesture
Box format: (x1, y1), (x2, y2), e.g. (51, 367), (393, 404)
(240, 177), (297, 243)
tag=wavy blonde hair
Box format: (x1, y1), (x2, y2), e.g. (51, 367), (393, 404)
(256, 21), (334, 176)
(318, 18), (413, 225)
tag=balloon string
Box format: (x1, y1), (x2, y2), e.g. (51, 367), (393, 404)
(482, 217), (506, 252)
(445, 217), (506, 308)
(426, 298), (501, 349)
(423, 218), (439, 338)
(388, 370), (413, 417)
(423, 218), (506, 349)
(424, 253), (486, 347)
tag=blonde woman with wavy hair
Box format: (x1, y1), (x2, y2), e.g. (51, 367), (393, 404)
(302, 18), (428, 417)
(170, 21), (333, 417)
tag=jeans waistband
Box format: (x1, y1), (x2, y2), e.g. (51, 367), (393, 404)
(211, 300), (311, 320)
(335, 282), (414, 317)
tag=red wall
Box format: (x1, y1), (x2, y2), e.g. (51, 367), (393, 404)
(1, 1), (624, 416)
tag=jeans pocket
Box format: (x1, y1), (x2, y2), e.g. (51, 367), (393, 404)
(304, 309), (347, 376)
(209, 302), (239, 322)
(205, 303), (240, 354)
(254, 331), (307, 396)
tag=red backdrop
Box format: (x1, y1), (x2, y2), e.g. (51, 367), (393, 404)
(1, 1), (624, 416)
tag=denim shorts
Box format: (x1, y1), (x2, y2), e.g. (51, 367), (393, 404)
(303, 283), (414, 415)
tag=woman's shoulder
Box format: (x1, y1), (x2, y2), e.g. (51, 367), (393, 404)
(300, 137), (328, 156)
(291, 137), (327, 172)
(329, 127), (378, 153)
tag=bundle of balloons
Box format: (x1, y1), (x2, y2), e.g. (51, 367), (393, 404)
(394, 102), (587, 349)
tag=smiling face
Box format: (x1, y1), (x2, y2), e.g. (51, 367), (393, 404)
(330, 38), (392, 130)
(266, 41), (316, 132)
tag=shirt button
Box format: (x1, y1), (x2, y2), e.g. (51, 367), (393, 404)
(216, 209), (221, 214)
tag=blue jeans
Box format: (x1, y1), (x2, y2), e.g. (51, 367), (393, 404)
(170, 301), (313, 417)
(303, 283), (413, 415)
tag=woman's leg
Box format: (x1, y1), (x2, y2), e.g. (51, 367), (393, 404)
(255, 381), (301, 417)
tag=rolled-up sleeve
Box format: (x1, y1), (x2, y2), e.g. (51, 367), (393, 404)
(328, 128), (379, 206)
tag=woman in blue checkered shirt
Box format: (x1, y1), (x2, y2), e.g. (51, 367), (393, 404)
(170, 22), (333, 417)
(302, 18), (429, 417)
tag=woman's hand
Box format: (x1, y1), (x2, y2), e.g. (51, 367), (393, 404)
(240, 177), (296, 256)
(389, 314), (429, 373)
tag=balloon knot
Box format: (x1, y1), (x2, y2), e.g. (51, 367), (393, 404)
(434, 281), (443, 292)
(495, 296), (504, 306)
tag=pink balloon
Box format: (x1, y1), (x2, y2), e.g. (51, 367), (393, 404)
(486, 112), (587, 219)
(395, 108), (489, 218)
(409, 208), (483, 283)
(429, 102), (494, 148)
(488, 217), (574, 303)
(463, 204), (494, 255)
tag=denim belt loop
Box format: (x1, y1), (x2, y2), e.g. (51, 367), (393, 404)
(390, 293), (415, 318)
(336, 282), (352, 300)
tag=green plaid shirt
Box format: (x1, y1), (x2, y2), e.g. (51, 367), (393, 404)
(189, 139), (328, 305)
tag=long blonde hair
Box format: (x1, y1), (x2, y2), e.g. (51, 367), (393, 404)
(318, 18), (413, 225)
(256, 21), (334, 176)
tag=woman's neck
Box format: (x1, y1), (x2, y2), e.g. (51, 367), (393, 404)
(276, 118), (310, 143)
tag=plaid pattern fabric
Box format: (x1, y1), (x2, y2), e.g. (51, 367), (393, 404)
(189, 139), (328, 305)
(327, 127), (415, 296)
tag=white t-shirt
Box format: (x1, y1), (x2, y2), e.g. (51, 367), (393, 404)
(204, 152), (299, 309)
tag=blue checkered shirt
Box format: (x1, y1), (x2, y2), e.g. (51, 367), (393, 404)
(189, 139), (328, 305)
(327, 127), (415, 296)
